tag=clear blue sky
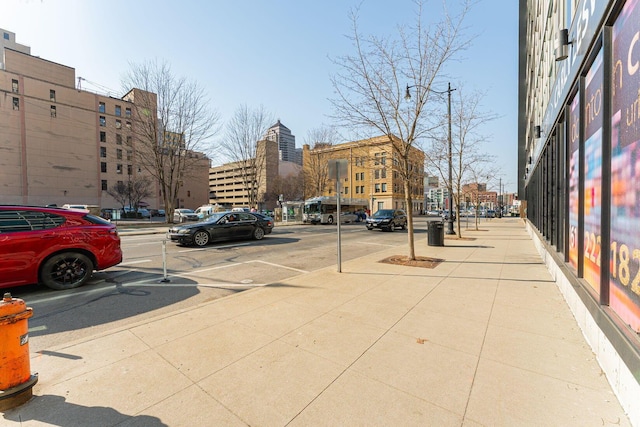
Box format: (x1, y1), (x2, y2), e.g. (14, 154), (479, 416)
(4, 0), (518, 192)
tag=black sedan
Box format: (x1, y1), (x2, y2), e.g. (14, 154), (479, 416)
(167, 211), (273, 246)
(365, 209), (407, 231)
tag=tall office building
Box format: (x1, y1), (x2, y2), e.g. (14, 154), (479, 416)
(518, 1), (640, 421)
(265, 120), (299, 164)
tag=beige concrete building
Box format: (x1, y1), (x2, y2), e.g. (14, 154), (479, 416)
(0, 31), (208, 211)
(209, 139), (280, 210)
(302, 135), (425, 214)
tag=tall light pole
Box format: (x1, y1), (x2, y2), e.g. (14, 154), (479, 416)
(405, 82), (456, 235)
(445, 82), (455, 235)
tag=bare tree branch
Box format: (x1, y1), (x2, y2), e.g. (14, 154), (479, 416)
(219, 104), (275, 208)
(121, 59), (220, 223)
(329, 0), (473, 260)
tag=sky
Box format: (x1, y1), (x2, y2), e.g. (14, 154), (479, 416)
(3, 0), (518, 192)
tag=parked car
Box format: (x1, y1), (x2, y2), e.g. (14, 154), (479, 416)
(340, 212), (359, 223)
(0, 205), (122, 290)
(167, 211), (273, 246)
(442, 210), (456, 221)
(366, 209), (407, 231)
(174, 208), (199, 223)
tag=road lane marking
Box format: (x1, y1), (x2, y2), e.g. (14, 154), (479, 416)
(177, 242), (251, 253)
(120, 259), (152, 265)
(185, 263), (243, 274)
(246, 260), (308, 273)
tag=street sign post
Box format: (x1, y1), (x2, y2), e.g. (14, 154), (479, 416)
(328, 159), (348, 272)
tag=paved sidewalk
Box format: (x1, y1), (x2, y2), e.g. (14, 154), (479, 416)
(2, 219), (632, 426)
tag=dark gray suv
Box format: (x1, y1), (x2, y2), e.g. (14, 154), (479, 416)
(365, 209), (407, 231)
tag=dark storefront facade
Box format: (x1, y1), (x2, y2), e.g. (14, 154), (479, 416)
(519, 0), (639, 422)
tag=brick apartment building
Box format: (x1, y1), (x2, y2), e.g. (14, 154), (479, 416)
(0, 29), (209, 210)
(302, 135), (425, 214)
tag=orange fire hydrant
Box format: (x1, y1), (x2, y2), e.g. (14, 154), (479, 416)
(0, 293), (38, 411)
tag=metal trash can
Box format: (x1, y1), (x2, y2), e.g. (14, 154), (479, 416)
(427, 221), (444, 246)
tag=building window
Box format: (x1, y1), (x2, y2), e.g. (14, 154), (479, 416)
(100, 131), (106, 143)
(99, 116), (106, 127)
(12, 97), (19, 110)
(99, 102), (105, 113)
(374, 153), (380, 165)
(101, 180), (108, 191)
(3, 32), (9, 40)
(127, 164), (133, 175)
(116, 149), (122, 160)
(116, 134), (122, 145)
(100, 147), (107, 158)
(344, 187), (349, 194)
(126, 121), (131, 129)
(50, 90), (56, 102)
(125, 107), (131, 118)
(115, 105), (121, 117)
(12, 79), (18, 93)
(116, 164), (123, 174)
(115, 119), (121, 129)
(50, 105), (56, 118)
(356, 186), (360, 194)
(375, 183), (381, 193)
(381, 168), (387, 178)
(381, 183), (387, 192)
(374, 169), (380, 179)
(126, 136), (132, 146)
(126, 150), (132, 161)
(101, 162), (107, 173)
(360, 186), (365, 193)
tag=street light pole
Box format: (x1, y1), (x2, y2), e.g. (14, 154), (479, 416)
(446, 82), (455, 235)
(405, 81), (456, 234)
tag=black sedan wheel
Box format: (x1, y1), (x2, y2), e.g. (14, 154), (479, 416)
(41, 252), (94, 290)
(193, 230), (210, 247)
(253, 227), (265, 240)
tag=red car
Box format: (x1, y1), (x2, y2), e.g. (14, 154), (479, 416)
(0, 205), (122, 290)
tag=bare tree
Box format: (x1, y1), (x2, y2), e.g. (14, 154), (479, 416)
(121, 59), (220, 223)
(106, 175), (152, 217)
(107, 182), (129, 210)
(330, 0), (472, 260)
(303, 126), (340, 199)
(427, 87), (497, 237)
(264, 172), (304, 202)
(219, 104), (275, 209)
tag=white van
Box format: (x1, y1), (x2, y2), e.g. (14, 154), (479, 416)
(62, 204), (101, 216)
(194, 204), (217, 219)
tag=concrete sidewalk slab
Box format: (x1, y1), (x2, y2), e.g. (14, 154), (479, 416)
(2, 219), (632, 426)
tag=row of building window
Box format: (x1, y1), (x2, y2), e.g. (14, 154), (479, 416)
(100, 131), (130, 145)
(353, 153), (388, 167)
(11, 97), (58, 118)
(100, 162), (135, 175)
(99, 116), (131, 129)
(100, 147), (132, 161)
(12, 79), (58, 102)
(98, 102), (131, 118)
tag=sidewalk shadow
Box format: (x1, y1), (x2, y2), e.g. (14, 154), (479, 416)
(3, 394), (167, 426)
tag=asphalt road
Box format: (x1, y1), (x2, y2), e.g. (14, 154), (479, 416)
(15, 220), (432, 353)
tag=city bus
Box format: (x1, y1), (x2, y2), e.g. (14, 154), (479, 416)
(303, 196), (369, 224)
